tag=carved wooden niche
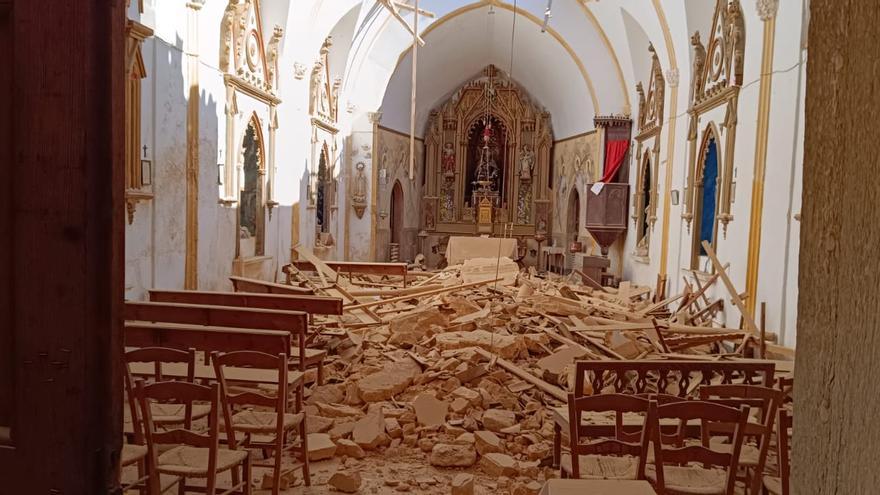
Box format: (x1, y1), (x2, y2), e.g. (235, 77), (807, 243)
(682, 0), (745, 237)
(632, 43), (665, 250)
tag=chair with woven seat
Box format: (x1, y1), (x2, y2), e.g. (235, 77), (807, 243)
(699, 384), (783, 494)
(647, 400), (749, 495)
(135, 379), (251, 495)
(125, 347), (211, 428)
(763, 409), (791, 495)
(212, 351), (310, 492)
(561, 393), (655, 480)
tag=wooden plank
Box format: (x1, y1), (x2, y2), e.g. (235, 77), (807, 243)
(290, 260), (408, 278)
(345, 278), (501, 311)
(124, 301), (308, 334)
(293, 246), (338, 286)
(348, 284), (443, 297)
(473, 348), (568, 402)
(149, 289), (342, 315)
(701, 242), (759, 334)
(124, 321), (291, 355)
(229, 276), (313, 295)
(329, 284), (383, 324)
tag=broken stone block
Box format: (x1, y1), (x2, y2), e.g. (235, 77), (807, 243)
(480, 452), (518, 477)
(352, 409), (390, 450)
(454, 432), (475, 445)
(317, 403), (365, 418)
(525, 442), (552, 461)
(412, 392), (448, 427)
(388, 308), (448, 346)
(450, 397), (470, 414)
(356, 359), (422, 402)
(510, 481), (542, 495)
(329, 421), (356, 440)
(482, 409), (516, 432)
(474, 430), (503, 455)
(307, 433), (337, 461)
(335, 438), (365, 459)
(418, 437), (436, 452)
(435, 330), (524, 359)
(328, 470), (362, 493)
(536, 346), (589, 382)
(451, 473), (474, 495)
(306, 383), (345, 405)
(429, 443), (477, 468)
(306, 415), (334, 434)
(385, 417), (403, 438)
(451, 386), (482, 406)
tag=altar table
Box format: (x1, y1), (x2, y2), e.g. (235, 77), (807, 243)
(445, 236), (518, 265)
(539, 479), (657, 495)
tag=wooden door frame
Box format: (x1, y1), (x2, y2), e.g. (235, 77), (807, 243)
(0, 0), (125, 492)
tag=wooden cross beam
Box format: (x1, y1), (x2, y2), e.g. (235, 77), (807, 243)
(376, 0), (435, 46)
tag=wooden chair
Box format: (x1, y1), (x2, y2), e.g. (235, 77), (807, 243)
(561, 393), (655, 480)
(647, 400), (749, 495)
(212, 351), (310, 491)
(135, 379), (251, 495)
(775, 376), (793, 408)
(698, 384), (783, 495)
(125, 347), (211, 427)
(120, 383), (151, 495)
(763, 409), (792, 495)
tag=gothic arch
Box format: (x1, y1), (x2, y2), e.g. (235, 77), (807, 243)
(238, 114), (266, 258)
(691, 123), (722, 270)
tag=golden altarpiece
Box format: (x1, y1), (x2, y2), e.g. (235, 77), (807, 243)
(421, 66), (553, 247)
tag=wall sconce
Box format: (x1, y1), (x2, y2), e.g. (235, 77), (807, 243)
(670, 189), (680, 206)
(140, 159), (152, 186)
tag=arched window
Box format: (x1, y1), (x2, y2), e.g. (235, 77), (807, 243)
(316, 147), (330, 234)
(692, 129), (720, 270)
(635, 154), (652, 256)
(239, 119), (264, 257)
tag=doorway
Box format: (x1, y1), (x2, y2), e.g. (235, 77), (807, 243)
(390, 180), (404, 261)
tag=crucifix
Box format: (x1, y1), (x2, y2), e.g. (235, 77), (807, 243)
(376, 0), (435, 179)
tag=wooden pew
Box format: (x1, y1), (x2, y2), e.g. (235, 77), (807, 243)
(290, 260), (409, 286)
(229, 276), (313, 295)
(551, 359), (777, 468)
(148, 289), (342, 316)
(125, 321), (291, 356)
(124, 301), (325, 383)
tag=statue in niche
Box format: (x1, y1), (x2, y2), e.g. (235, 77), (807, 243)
(636, 82), (646, 123)
(442, 142), (456, 179)
(424, 201), (435, 230)
(519, 144), (535, 181)
(351, 161), (367, 219)
(690, 31), (706, 99)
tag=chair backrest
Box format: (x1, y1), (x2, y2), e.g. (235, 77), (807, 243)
(776, 409), (792, 495)
(631, 393), (691, 446)
(124, 347), (196, 442)
(567, 393), (655, 480)
(135, 380), (221, 480)
(211, 351), (288, 448)
(698, 384), (783, 438)
(651, 400), (749, 495)
(574, 360), (776, 399)
(776, 376), (794, 406)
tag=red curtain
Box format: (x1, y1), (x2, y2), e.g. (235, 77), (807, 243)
(600, 139), (630, 183)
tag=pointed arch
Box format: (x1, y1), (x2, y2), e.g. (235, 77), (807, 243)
(691, 123), (722, 270)
(238, 113), (266, 257)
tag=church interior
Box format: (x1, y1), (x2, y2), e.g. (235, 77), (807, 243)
(3, 0), (879, 493)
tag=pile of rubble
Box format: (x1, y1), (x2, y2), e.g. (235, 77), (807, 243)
(283, 249), (793, 494)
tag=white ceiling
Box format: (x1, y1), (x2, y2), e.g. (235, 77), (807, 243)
(370, 0), (632, 139)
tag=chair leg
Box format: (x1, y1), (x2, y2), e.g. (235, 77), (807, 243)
(300, 422), (310, 486)
(273, 441), (283, 495)
(177, 476), (186, 495)
(316, 361), (325, 385)
(242, 455), (252, 495)
(552, 423), (561, 469)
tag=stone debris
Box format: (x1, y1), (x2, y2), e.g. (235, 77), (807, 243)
(277, 253), (794, 493)
(328, 469), (362, 493)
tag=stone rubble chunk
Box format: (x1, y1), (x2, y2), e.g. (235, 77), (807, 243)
(412, 392), (449, 427)
(428, 443), (477, 467)
(474, 430), (504, 455)
(356, 359), (422, 402)
(328, 469), (362, 493)
(306, 433), (337, 461)
(451, 473), (474, 495)
(335, 438), (365, 459)
(480, 452), (518, 477)
(352, 409), (391, 450)
(482, 408), (517, 432)
(435, 330), (524, 359)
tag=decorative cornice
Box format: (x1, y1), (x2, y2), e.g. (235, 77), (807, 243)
(756, 0), (779, 21)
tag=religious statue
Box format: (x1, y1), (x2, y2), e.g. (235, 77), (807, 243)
(519, 144), (535, 181)
(690, 31), (706, 100)
(351, 161), (367, 219)
(442, 142), (455, 179)
(424, 201), (435, 230)
(636, 82), (646, 125)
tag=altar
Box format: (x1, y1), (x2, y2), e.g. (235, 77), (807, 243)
(419, 65), (554, 268)
(445, 236), (519, 265)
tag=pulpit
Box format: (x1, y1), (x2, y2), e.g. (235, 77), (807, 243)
(585, 183), (629, 256)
